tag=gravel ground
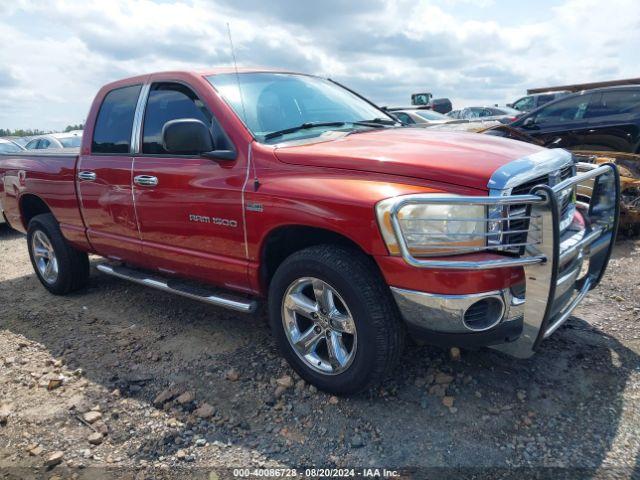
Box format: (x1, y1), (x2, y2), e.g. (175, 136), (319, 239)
(1, 223), (639, 479)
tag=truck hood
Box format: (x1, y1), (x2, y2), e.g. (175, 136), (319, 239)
(274, 128), (546, 190)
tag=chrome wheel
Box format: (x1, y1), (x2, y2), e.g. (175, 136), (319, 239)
(282, 277), (357, 375)
(32, 230), (58, 284)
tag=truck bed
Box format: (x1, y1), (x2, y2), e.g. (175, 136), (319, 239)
(0, 149), (85, 244)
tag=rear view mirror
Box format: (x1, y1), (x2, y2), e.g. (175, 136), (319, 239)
(162, 118), (213, 154)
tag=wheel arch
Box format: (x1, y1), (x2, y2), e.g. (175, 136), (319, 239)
(19, 194), (54, 230)
(259, 224), (376, 292)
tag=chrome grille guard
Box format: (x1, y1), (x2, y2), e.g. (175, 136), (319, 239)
(389, 162), (620, 358)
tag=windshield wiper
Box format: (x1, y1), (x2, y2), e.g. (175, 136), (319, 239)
(264, 122), (346, 140)
(354, 117), (398, 126)
(344, 118), (399, 135)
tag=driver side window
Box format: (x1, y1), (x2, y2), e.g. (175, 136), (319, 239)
(534, 94), (592, 124)
(142, 83), (214, 155)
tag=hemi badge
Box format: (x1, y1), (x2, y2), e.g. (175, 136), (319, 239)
(246, 203), (264, 212)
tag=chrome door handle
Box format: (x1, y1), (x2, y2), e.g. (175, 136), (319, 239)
(77, 171), (97, 181)
(134, 175), (159, 187)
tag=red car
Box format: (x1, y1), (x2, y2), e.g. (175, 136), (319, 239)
(0, 69), (620, 394)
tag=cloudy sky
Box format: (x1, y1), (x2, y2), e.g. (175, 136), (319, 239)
(1, 0), (638, 131)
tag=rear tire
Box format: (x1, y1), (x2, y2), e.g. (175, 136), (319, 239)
(268, 245), (405, 395)
(27, 214), (89, 295)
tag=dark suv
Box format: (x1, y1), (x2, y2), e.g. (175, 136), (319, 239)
(509, 86), (640, 153)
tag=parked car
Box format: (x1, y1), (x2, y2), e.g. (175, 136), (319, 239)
(447, 106), (521, 123)
(0, 138), (25, 154)
(389, 109), (460, 125)
(25, 131), (83, 150)
(0, 139), (24, 224)
(0, 69), (620, 394)
(0, 139), (25, 225)
(508, 91), (570, 112)
(508, 86), (640, 153)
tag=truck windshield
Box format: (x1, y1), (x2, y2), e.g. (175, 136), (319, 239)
(207, 73), (393, 143)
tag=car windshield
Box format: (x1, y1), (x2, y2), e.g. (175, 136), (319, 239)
(207, 73), (393, 143)
(59, 136), (82, 148)
(414, 110), (447, 121)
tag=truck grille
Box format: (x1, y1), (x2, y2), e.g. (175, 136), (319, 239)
(494, 164), (575, 254)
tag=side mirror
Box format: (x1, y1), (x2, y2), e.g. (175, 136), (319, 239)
(522, 117), (538, 129)
(162, 119), (213, 155)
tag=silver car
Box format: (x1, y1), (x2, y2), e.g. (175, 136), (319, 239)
(0, 138), (25, 154)
(24, 131), (83, 150)
(390, 109), (462, 126)
(447, 106), (521, 123)
(0, 138), (25, 224)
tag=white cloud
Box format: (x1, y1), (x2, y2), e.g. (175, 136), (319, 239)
(0, 0), (637, 130)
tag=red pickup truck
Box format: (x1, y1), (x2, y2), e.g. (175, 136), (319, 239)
(0, 69), (620, 394)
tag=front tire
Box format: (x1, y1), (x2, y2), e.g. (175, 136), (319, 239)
(27, 214), (89, 295)
(268, 245), (405, 394)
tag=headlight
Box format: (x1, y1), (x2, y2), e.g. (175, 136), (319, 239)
(376, 195), (486, 257)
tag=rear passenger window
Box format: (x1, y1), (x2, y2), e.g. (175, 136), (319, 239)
(142, 83), (213, 155)
(92, 85), (142, 154)
(601, 90), (640, 115)
(584, 91), (640, 119)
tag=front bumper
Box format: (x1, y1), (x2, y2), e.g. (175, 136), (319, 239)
(389, 163), (620, 358)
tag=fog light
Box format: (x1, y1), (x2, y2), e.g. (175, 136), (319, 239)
(463, 297), (505, 331)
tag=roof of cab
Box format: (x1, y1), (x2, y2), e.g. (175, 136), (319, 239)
(196, 66), (300, 76)
(98, 67), (307, 93)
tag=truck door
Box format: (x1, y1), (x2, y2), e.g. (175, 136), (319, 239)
(77, 84), (143, 263)
(132, 81), (249, 290)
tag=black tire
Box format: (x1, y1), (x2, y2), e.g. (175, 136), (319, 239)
(268, 245), (405, 395)
(27, 213), (89, 295)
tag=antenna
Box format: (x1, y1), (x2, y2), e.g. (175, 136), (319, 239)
(226, 23), (248, 126)
(226, 23), (259, 190)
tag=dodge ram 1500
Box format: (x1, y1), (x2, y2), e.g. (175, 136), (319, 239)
(0, 68), (620, 394)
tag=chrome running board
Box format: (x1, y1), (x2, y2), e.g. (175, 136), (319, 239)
(96, 264), (258, 313)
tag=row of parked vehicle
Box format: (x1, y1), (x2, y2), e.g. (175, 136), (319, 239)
(2, 84), (640, 158)
(390, 105), (521, 125)
(0, 131), (83, 154)
(443, 90), (569, 123)
(386, 85), (640, 153)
